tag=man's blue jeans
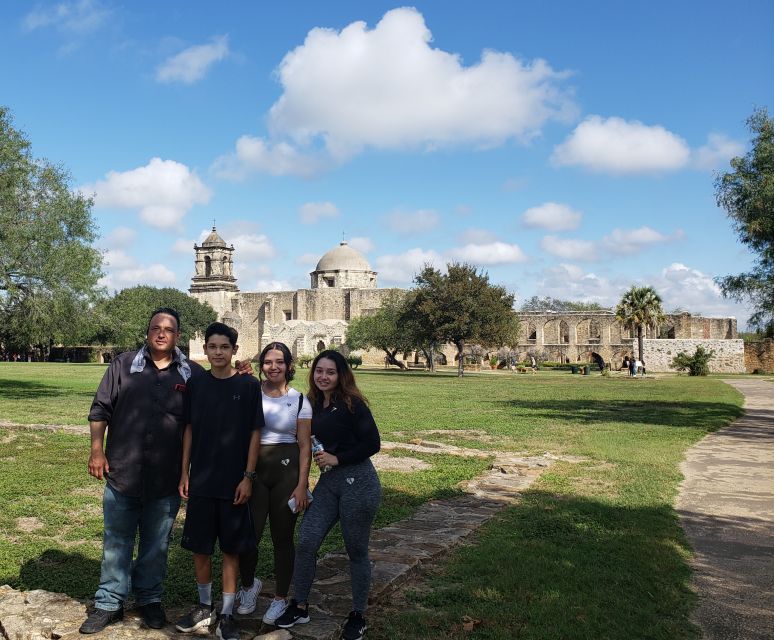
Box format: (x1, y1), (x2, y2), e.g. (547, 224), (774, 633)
(94, 483), (181, 611)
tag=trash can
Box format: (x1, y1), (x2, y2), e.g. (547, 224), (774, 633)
(571, 365), (578, 374)
(583, 365), (590, 375)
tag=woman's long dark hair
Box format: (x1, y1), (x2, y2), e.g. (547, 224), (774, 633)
(308, 350), (367, 412)
(258, 342), (295, 383)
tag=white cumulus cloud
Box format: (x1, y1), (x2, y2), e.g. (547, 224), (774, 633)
(23, 0), (110, 35)
(102, 226), (137, 249)
(533, 263), (612, 305)
(156, 35), (230, 84)
(540, 235), (597, 261)
(349, 237), (375, 253)
(692, 133), (745, 171)
(459, 228), (498, 244)
(386, 209), (440, 235)
(448, 242), (528, 265)
(300, 201), (340, 224)
(211, 135), (328, 179)
(551, 115), (691, 174)
(99, 251), (177, 291)
(82, 158), (211, 229)
(522, 202), (582, 231)
(602, 226), (683, 254)
(375, 248), (443, 285)
(267, 7), (576, 159)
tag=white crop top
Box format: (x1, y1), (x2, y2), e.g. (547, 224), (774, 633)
(260, 387), (312, 444)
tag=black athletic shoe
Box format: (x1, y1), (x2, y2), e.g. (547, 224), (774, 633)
(275, 599), (311, 628)
(79, 606), (124, 634)
(175, 603), (215, 632)
(138, 601), (166, 629)
(216, 613), (239, 640)
(341, 610), (367, 640)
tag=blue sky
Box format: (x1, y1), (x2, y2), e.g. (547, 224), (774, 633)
(2, 1), (772, 328)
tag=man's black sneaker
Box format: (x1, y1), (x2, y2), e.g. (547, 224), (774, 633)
(341, 610), (367, 640)
(275, 599), (311, 628)
(216, 613), (239, 640)
(79, 606), (124, 634)
(138, 601), (166, 629)
(175, 603), (215, 632)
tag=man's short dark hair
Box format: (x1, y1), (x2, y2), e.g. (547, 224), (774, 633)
(147, 307), (181, 332)
(205, 322), (238, 347)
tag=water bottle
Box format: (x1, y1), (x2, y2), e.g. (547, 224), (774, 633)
(311, 435), (332, 473)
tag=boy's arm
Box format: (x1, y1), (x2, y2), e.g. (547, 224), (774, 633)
(234, 428), (260, 505)
(179, 424), (192, 498)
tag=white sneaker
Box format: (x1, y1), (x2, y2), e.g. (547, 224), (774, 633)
(262, 598), (289, 625)
(236, 578), (262, 615)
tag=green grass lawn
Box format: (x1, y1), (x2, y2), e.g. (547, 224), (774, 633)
(0, 363), (745, 639)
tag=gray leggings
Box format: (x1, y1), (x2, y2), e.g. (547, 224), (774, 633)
(292, 459), (381, 612)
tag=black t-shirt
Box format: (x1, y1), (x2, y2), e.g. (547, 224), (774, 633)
(311, 397), (380, 466)
(184, 372), (264, 499)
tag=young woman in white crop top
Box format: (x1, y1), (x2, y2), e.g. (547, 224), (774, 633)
(236, 342), (312, 624)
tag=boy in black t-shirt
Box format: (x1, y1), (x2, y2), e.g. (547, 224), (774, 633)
(175, 323), (263, 640)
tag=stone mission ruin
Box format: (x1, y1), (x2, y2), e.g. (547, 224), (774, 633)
(188, 228), (746, 373)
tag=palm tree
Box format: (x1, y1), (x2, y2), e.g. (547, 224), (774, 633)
(615, 286), (665, 361)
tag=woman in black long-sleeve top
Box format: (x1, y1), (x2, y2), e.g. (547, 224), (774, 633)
(276, 350), (380, 640)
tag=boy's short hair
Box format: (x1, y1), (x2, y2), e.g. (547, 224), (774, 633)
(204, 322), (238, 347)
(147, 307), (181, 332)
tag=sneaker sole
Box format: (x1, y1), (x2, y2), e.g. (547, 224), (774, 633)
(236, 603), (257, 615)
(276, 615), (311, 628)
(175, 615), (214, 633)
(216, 624), (240, 640)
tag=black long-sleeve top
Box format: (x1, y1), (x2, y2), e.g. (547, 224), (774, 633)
(311, 397), (380, 466)
(87, 350), (204, 499)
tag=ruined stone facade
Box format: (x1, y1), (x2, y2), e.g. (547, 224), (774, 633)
(514, 311), (739, 371)
(189, 231), (740, 372)
(642, 338), (745, 373)
(744, 338), (774, 373)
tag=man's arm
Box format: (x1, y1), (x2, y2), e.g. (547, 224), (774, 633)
(179, 424), (192, 498)
(88, 420), (109, 480)
(234, 429), (260, 505)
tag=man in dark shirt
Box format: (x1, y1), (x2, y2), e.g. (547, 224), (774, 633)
(80, 308), (203, 634)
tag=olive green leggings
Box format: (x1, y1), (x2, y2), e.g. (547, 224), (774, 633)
(239, 443), (300, 596)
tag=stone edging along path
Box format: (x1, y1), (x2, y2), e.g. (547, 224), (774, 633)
(0, 422), (562, 639)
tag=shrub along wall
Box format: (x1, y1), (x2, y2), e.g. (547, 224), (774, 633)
(643, 339), (745, 373)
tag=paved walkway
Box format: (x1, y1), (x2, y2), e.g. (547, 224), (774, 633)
(676, 378), (774, 640)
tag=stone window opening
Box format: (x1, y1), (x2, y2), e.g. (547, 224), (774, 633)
(283, 310), (292, 321)
(528, 323), (537, 343)
(316, 340), (326, 353)
(560, 320), (570, 344)
(588, 320), (601, 344)
(204, 255), (211, 277)
(324, 277), (335, 287)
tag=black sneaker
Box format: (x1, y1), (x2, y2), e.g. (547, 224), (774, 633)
(175, 603), (215, 632)
(79, 606), (124, 634)
(216, 613), (239, 640)
(138, 601), (166, 629)
(341, 610), (367, 640)
(275, 599), (311, 628)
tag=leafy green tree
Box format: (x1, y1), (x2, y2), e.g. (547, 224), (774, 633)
(345, 290), (413, 368)
(670, 345), (715, 376)
(0, 106), (103, 357)
(93, 286), (217, 352)
(714, 107), (774, 333)
(407, 263), (519, 377)
(520, 296), (605, 312)
(615, 285), (665, 361)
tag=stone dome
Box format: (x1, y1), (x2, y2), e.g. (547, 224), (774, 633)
(201, 226), (227, 247)
(315, 241), (372, 272)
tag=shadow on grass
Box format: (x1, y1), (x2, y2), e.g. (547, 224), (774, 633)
(3, 549), (101, 600)
(498, 398), (743, 430)
(373, 490), (703, 640)
(0, 379), (72, 400)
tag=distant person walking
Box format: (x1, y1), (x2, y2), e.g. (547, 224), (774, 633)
(276, 350), (381, 640)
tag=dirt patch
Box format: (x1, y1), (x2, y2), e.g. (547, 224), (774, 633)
(16, 517), (44, 532)
(0, 433), (17, 445)
(372, 453), (431, 472)
(70, 484), (104, 498)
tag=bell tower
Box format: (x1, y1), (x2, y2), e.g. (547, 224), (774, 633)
(189, 227), (238, 311)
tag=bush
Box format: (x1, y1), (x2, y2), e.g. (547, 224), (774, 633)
(347, 354), (362, 369)
(670, 345), (715, 376)
(297, 354), (314, 368)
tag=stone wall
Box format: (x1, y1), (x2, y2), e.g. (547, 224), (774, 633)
(642, 339), (745, 373)
(744, 339), (774, 373)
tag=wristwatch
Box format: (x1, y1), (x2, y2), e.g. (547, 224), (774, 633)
(243, 470), (257, 481)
